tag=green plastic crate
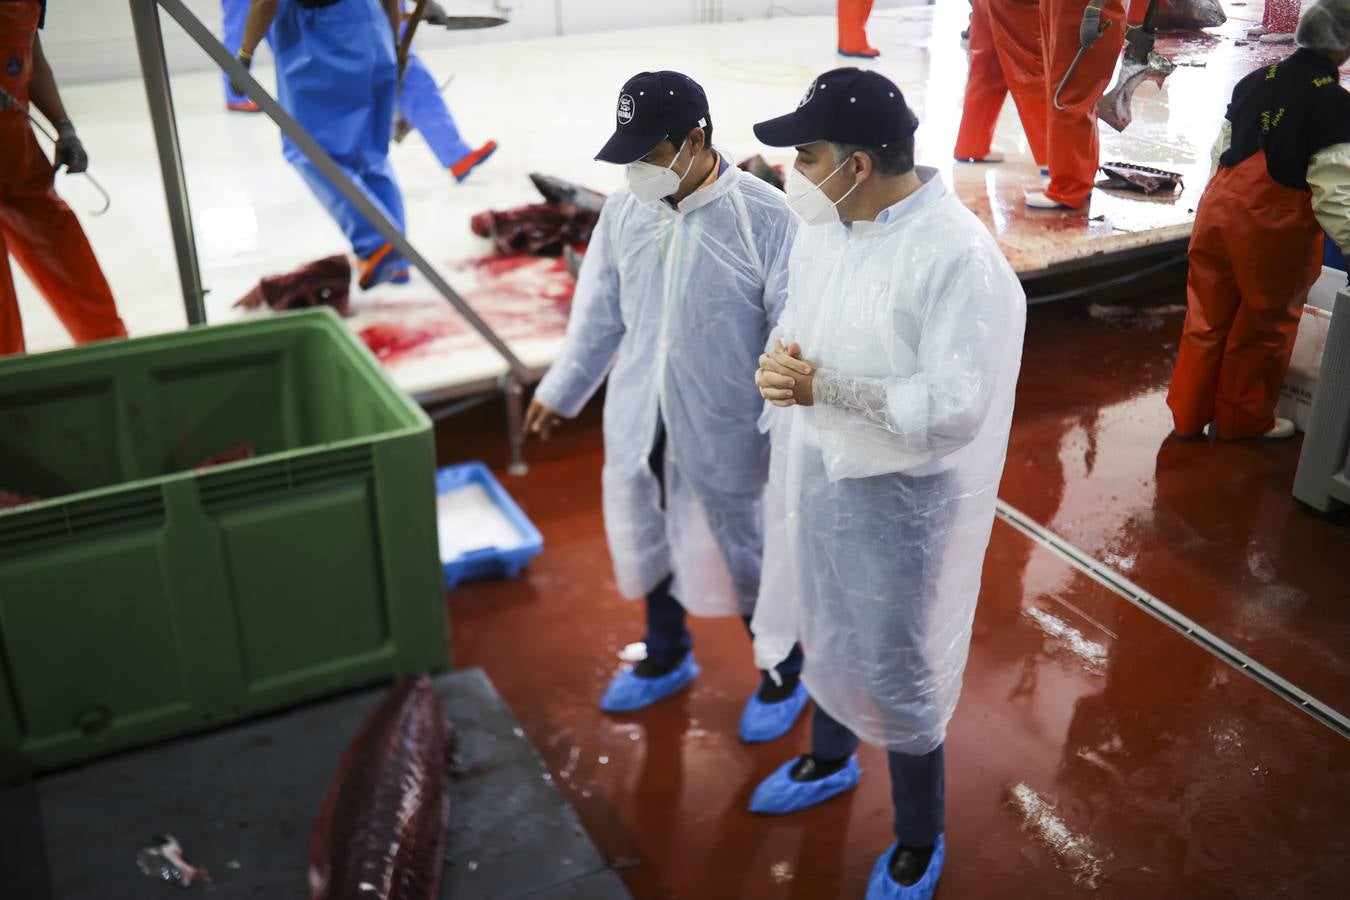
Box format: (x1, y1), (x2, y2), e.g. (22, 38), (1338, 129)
(0, 310), (447, 781)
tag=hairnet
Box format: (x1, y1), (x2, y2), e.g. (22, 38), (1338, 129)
(1297, 0), (1350, 54)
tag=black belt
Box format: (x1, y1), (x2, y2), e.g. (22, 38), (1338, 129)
(297, 0), (340, 9)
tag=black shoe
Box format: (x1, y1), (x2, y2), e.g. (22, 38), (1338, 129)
(633, 654), (685, 679)
(888, 843), (936, 888)
(789, 754), (851, 782)
(756, 671), (800, 703)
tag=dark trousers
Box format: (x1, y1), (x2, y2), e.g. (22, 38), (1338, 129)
(641, 415), (803, 683)
(643, 577), (805, 684)
(811, 705), (945, 846)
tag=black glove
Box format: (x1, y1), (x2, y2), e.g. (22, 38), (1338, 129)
(53, 118), (88, 174)
(1079, 0), (1108, 50)
(229, 51), (253, 98)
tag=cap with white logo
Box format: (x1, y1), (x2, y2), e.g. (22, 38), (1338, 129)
(595, 71), (710, 164)
(754, 68), (918, 148)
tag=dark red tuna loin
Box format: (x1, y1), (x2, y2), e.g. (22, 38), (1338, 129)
(308, 675), (451, 900)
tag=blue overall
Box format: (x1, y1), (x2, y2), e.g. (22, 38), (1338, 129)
(270, 0), (404, 259)
(221, 0), (251, 107)
(398, 51), (473, 169)
(224, 0), (473, 170)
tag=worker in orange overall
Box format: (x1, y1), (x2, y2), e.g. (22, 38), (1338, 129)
(1168, 0), (1350, 440)
(1, 0), (127, 356)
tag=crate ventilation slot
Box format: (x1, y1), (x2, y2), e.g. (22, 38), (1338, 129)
(200, 447), (374, 512)
(0, 487), (165, 553)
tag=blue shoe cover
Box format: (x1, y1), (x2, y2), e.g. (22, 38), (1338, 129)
(599, 653), (699, 713)
(748, 755), (861, 815)
(739, 682), (810, 743)
(865, 836), (946, 900)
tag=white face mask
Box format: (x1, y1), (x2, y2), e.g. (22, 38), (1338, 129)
(786, 158), (858, 226)
(626, 139), (695, 204)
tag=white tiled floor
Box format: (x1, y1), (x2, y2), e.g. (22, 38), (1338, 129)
(12, 3), (1327, 398)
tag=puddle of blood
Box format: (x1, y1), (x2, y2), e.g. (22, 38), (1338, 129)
(462, 253), (559, 278)
(462, 257), (575, 313)
(359, 322), (462, 361)
(359, 254), (578, 365)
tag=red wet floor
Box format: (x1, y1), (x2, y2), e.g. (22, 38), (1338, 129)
(437, 283), (1350, 899)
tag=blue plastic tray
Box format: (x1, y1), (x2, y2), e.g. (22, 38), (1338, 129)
(435, 462), (543, 590)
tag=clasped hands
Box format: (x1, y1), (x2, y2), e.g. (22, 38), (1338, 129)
(755, 339), (819, 408)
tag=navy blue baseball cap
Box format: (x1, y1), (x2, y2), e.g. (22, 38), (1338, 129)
(595, 71), (710, 164)
(754, 68), (918, 148)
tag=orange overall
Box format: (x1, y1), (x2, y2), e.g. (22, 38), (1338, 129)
(0, 0), (125, 356)
(1167, 48), (1349, 439)
(838, 0), (877, 56)
(1167, 154), (1323, 438)
(954, 0), (1049, 166)
(1039, 0), (1130, 208)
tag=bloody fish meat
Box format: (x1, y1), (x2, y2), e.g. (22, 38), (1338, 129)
(135, 834), (212, 888)
(308, 675), (452, 900)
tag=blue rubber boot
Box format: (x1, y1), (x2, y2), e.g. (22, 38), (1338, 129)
(450, 141), (499, 183)
(358, 245), (409, 291)
(599, 653), (699, 713)
(866, 836), (946, 900)
(739, 682), (810, 744)
(748, 755), (861, 815)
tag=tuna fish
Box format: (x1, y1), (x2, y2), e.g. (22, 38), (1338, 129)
(308, 675), (452, 900)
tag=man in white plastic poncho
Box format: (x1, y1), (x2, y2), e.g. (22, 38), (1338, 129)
(524, 72), (808, 743)
(747, 69), (1026, 900)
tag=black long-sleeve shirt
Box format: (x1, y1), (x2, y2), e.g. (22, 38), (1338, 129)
(1221, 49), (1350, 190)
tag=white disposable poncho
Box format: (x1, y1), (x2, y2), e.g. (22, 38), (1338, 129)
(751, 168), (1026, 754)
(535, 159), (797, 617)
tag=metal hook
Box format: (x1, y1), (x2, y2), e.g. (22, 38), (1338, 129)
(1053, 19), (1113, 112)
(1, 85), (112, 216)
(72, 168), (113, 217)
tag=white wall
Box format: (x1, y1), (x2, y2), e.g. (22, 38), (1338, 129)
(44, 0), (925, 85)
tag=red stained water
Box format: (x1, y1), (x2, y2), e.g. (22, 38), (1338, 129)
(357, 254), (576, 366)
(359, 321), (465, 362)
(458, 255), (575, 310)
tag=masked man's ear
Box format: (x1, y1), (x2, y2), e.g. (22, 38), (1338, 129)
(851, 150), (873, 180)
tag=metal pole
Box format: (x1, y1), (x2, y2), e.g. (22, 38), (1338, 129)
(153, 0), (530, 380)
(501, 375), (528, 476)
(128, 0), (207, 326)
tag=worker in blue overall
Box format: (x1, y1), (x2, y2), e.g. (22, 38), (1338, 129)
(235, 0), (408, 290)
(221, 0), (260, 112)
(222, 0), (497, 182)
(395, 1), (497, 182)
